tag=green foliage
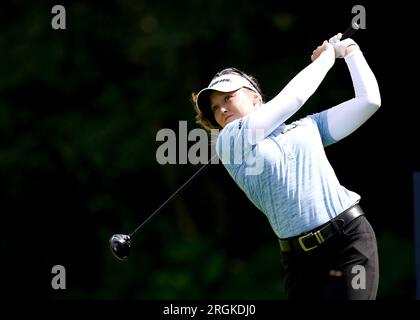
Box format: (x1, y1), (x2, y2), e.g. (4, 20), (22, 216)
(377, 230), (415, 299)
(1, 1), (415, 299)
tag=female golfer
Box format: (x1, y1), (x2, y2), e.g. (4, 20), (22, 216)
(192, 34), (381, 299)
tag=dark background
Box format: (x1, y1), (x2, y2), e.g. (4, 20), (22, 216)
(0, 1), (417, 299)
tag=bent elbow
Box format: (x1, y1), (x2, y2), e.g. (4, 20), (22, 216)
(365, 94), (381, 111)
(372, 97), (381, 110)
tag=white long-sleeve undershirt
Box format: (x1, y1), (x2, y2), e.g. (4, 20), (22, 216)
(247, 47), (335, 144)
(246, 47), (380, 145)
(326, 50), (381, 141)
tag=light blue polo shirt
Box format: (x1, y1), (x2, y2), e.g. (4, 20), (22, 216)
(215, 110), (360, 239)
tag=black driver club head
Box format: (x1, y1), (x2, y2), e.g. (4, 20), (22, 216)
(109, 234), (131, 261)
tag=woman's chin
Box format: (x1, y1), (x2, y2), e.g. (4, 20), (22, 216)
(225, 115), (238, 125)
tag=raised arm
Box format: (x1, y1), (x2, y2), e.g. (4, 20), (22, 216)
(326, 43), (381, 141)
(246, 41), (336, 144)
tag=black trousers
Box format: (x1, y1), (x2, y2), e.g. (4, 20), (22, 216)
(281, 215), (379, 300)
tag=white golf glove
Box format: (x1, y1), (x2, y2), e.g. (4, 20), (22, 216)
(328, 33), (357, 58)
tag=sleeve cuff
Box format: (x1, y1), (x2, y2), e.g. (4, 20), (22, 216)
(344, 48), (362, 61)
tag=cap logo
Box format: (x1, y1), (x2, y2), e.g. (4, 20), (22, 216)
(209, 78), (231, 88)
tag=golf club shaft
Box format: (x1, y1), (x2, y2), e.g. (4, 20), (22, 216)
(342, 22), (360, 39)
(129, 157), (216, 237)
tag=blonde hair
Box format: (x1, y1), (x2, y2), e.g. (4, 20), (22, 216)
(191, 92), (221, 131)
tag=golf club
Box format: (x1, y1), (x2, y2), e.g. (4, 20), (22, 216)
(109, 156), (215, 261)
(109, 23), (362, 261)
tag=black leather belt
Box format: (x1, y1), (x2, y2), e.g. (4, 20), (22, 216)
(279, 204), (364, 252)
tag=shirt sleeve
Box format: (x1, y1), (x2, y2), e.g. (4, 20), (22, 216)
(307, 110), (337, 147)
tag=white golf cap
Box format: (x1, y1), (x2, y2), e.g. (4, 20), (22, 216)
(195, 73), (258, 115)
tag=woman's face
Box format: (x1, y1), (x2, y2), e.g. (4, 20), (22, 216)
(209, 88), (257, 128)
